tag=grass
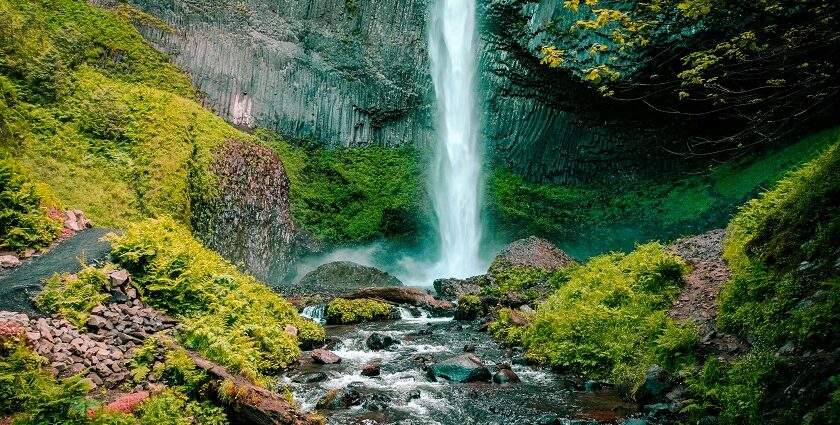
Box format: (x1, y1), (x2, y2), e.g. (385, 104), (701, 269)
(487, 126), (840, 252)
(261, 131), (427, 246)
(108, 218), (325, 385)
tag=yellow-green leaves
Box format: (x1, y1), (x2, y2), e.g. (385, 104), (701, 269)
(540, 46), (566, 68)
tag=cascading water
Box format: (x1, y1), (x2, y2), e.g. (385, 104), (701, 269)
(428, 0), (484, 279)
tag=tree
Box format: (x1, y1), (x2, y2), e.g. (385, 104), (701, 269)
(540, 0), (840, 155)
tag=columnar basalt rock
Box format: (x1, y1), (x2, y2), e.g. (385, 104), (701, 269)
(122, 0), (690, 183)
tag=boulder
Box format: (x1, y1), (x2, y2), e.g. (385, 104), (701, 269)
(342, 286), (426, 304)
(108, 269), (130, 288)
(491, 236), (577, 272)
(316, 388), (363, 410)
(635, 365), (673, 405)
(311, 349), (342, 364)
(0, 255), (21, 269)
(493, 368), (520, 384)
(291, 372), (328, 384)
(289, 261), (402, 297)
(366, 333), (398, 350)
(361, 364), (381, 377)
(508, 309), (529, 326)
(433, 276), (483, 299)
(426, 354), (491, 383)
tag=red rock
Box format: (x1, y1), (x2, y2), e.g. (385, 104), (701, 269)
(311, 348), (341, 364)
(361, 364), (381, 376)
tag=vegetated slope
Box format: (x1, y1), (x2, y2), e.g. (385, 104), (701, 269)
(488, 127), (840, 258)
(485, 134), (840, 424)
(0, 0), (425, 257)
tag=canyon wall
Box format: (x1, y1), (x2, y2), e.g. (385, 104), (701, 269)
(129, 0), (685, 183)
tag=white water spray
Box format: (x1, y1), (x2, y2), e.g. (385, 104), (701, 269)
(428, 0), (484, 278)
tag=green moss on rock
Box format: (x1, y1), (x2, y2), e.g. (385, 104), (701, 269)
(325, 298), (393, 325)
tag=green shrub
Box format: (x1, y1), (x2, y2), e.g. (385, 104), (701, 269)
(719, 142), (840, 349)
(136, 389), (228, 425)
(108, 218), (325, 384)
(325, 298), (393, 324)
(0, 332), (92, 424)
(0, 156), (62, 252)
(454, 295), (484, 320)
(518, 243), (693, 386)
(34, 265), (110, 328)
(488, 308), (530, 346)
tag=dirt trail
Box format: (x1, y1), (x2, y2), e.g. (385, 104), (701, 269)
(0, 229), (113, 314)
(667, 229), (749, 359)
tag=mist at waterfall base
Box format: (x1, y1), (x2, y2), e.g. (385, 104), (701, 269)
(288, 0), (490, 287)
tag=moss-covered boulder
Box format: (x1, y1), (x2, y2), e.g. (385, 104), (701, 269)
(288, 261), (402, 297)
(324, 298), (394, 325)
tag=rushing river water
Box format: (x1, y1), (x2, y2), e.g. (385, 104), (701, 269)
(428, 0), (484, 279)
(287, 308), (637, 424)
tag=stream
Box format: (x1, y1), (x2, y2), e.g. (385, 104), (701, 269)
(283, 307), (638, 425)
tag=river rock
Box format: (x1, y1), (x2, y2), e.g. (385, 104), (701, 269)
(342, 286), (425, 304)
(361, 364), (381, 376)
(0, 255), (21, 268)
(366, 333), (398, 351)
(316, 388), (363, 410)
(635, 365), (673, 405)
(493, 368), (520, 384)
(292, 372), (328, 384)
(433, 276), (483, 299)
(290, 261), (402, 297)
(426, 354), (491, 383)
(491, 236), (577, 272)
(311, 348), (342, 364)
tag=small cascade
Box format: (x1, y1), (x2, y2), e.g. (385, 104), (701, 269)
(300, 304), (325, 323)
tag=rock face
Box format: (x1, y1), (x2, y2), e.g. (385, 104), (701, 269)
(191, 140), (311, 284)
(433, 276), (483, 300)
(124, 0), (690, 183)
(491, 236), (577, 272)
(289, 261), (402, 297)
(426, 354), (491, 383)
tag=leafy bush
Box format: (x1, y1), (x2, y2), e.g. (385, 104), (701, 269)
(454, 295), (484, 320)
(34, 265), (110, 328)
(108, 218), (325, 384)
(0, 157), (62, 252)
(719, 142), (840, 349)
(136, 389), (228, 425)
(325, 298), (393, 324)
(488, 308), (530, 346)
(517, 243), (693, 386)
(0, 332), (92, 424)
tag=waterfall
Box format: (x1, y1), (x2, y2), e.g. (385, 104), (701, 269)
(301, 304), (325, 323)
(428, 0), (483, 279)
